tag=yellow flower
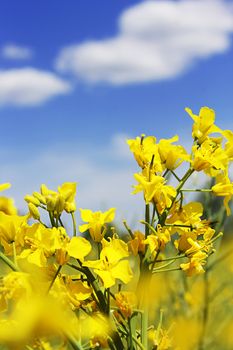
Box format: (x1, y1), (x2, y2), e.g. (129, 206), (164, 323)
(0, 183), (11, 192)
(115, 291), (137, 319)
(0, 212), (28, 255)
(186, 106), (221, 144)
(149, 327), (172, 350)
(27, 182), (77, 216)
(212, 174), (233, 215)
(81, 314), (111, 348)
(174, 231), (197, 253)
(127, 135), (162, 171)
(79, 208), (115, 242)
(83, 238), (132, 288)
(58, 182), (77, 213)
(128, 230), (146, 255)
(158, 135), (189, 170)
(63, 276), (92, 309)
(0, 197), (17, 215)
(222, 129), (233, 160)
(192, 138), (228, 173)
(133, 171), (176, 213)
(20, 225), (91, 267)
(167, 201), (204, 235)
(180, 257), (205, 277)
(1, 271), (32, 303)
(66, 236), (92, 261)
(145, 225), (170, 254)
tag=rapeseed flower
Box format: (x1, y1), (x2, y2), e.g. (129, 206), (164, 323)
(79, 208), (115, 242)
(185, 106), (221, 144)
(84, 238), (132, 288)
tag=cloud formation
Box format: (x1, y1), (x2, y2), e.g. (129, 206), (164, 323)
(0, 68), (72, 106)
(56, 0), (233, 85)
(1, 44), (33, 60)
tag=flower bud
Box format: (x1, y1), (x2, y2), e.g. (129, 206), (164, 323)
(33, 191), (46, 205)
(65, 202), (76, 213)
(46, 196), (57, 211)
(24, 195), (40, 206)
(28, 203), (40, 220)
(55, 195), (65, 214)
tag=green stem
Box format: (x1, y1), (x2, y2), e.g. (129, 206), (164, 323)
(107, 337), (118, 350)
(49, 211), (55, 227)
(55, 214), (59, 228)
(159, 167), (194, 226)
(150, 249), (161, 272)
(59, 217), (64, 227)
(141, 307), (148, 349)
(151, 202), (159, 224)
(162, 168), (170, 178)
(123, 220), (134, 238)
(198, 271), (209, 350)
(38, 219), (48, 228)
(153, 267), (181, 274)
(145, 204), (150, 238)
(132, 335), (146, 350)
(12, 241), (18, 269)
(0, 251), (19, 271)
(170, 169), (181, 182)
(66, 333), (84, 350)
(71, 212), (77, 236)
(128, 318), (134, 350)
(152, 254), (185, 263)
(47, 264), (62, 293)
(164, 223), (194, 229)
(76, 260), (108, 314)
(107, 287), (110, 314)
(153, 259), (176, 271)
(140, 220), (157, 235)
(181, 189), (212, 192)
(156, 309), (164, 342)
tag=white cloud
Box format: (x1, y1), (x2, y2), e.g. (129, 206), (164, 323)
(0, 68), (72, 106)
(1, 44), (33, 60)
(56, 0), (233, 85)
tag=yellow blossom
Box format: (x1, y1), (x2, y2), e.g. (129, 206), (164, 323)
(128, 230), (146, 255)
(185, 106), (222, 144)
(133, 171), (176, 213)
(0, 212), (28, 255)
(158, 135), (189, 170)
(212, 174), (233, 215)
(145, 225), (170, 254)
(83, 238), (132, 288)
(28, 203), (41, 220)
(58, 182), (77, 213)
(222, 129), (233, 160)
(127, 135), (162, 172)
(115, 291), (137, 319)
(62, 276), (92, 310)
(180, 256), (205, 277)
(0, 197), (17, 215)
(79, 208), (115, 242)
(192, 138), (228, 173)
(0, 183), (11, 192)
(149, 327), (172, 350)
(19, 225), (91, 267)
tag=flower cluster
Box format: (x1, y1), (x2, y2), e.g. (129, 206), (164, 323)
(0, 106), (232, 350)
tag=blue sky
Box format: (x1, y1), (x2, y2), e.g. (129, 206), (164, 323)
(1, 0), (233, 224)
